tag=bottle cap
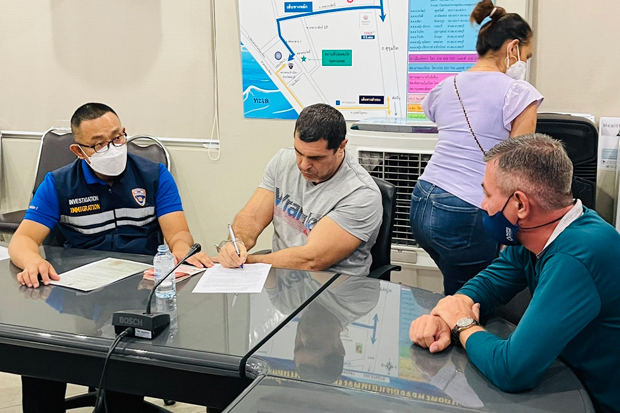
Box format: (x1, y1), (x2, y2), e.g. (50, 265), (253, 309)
(157, 245), (170, 253)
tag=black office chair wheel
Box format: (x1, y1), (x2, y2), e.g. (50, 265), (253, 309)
(163, 399), (176, 406)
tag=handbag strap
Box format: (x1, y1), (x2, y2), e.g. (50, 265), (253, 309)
(453, 75), (487, 156)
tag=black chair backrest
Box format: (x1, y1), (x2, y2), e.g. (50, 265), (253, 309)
(535, 114), (598, 209)
(33, 129), (78, 195)
(369, 177), (397, 273)
(127, 135), (170, 170)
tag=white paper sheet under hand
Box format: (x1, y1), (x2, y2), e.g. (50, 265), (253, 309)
(50, 258), (151, 292)
(191, 263), (272, 294)
(0, 246), (8, 261)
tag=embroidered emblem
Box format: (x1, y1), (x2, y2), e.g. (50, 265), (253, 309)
(132, 188), (146, 207)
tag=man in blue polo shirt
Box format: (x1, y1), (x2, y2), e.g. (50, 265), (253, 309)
(9, 102), (213, 412)
(10, 102), (212, 289)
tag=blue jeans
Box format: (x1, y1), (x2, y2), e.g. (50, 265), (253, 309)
(409, 180), (499, 295)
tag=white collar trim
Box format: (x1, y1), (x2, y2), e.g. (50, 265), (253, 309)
(538, 199), (583, 257)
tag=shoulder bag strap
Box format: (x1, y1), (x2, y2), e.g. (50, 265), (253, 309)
(453, 75), (487, 156)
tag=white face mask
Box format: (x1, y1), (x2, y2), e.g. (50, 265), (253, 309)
(505, 43), (527, 81)
(82, 144), (128, 177)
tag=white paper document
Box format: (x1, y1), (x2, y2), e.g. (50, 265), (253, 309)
(0, 246), (8, 261)
(50, 258), (151, 291)
(191, 263), (272, 294)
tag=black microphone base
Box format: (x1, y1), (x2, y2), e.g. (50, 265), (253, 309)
(112, 310), (170, 339)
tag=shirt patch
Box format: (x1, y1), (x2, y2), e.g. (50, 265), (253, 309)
(70, 204), (101, 214)
(68, 195), (99, 206)
(132, 188), (147, 207)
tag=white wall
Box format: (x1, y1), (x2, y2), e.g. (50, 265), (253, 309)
(531, 0), (620, 221)
(2, 0), (620, 256)
(0, 1), (214, 137)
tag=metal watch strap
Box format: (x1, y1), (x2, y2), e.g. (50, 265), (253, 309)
(453, 75), (487, 156)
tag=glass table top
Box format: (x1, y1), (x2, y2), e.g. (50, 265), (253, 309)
(246, 273), (593, 412)
(0, 246), (338, 366)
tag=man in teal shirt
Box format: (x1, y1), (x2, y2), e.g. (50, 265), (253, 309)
(410, 134), (620, 413)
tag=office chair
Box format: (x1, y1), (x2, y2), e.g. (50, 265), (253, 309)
(367, 177), (401, 281)
(0, 132), (172, 237)
(64, 392), (173, 412)
(536, 113), (598, 209)
(127, 135), (171, 170)
(0, 130), (28, 232)
(0, 128), (77, 234)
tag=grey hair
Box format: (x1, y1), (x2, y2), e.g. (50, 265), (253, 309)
(483, 133), (574, 211)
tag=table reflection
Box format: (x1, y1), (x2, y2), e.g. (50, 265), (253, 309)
(409, 344), (483, 409)
(250, 275), (593, 412)
(252, 276), (491, 410)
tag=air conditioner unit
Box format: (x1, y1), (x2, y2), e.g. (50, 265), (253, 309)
(348, 126), (443, 292)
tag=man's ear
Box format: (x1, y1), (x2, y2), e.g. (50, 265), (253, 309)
(70, 144), (88, 162)
(514, 190), (530, 219)
(338, 139), (348, 152)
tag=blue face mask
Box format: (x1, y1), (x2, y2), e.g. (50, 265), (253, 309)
(482, 193), (520, 246)
(483, 193), (571, 246)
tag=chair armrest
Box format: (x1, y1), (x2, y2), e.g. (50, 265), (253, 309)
(367, 264), (402, 281)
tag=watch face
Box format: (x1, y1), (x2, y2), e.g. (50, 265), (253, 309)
(457, 317), (474, 328)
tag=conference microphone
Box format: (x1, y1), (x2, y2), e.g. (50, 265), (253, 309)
(112, 243), (202, 339)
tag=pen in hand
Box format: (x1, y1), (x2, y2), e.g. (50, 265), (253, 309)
(228, 224), (244, 269)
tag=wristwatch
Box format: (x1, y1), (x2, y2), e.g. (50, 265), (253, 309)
(214, 239), (244, 253)
(451, 317), (480, 345)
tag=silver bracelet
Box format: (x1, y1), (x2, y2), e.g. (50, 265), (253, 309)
(215, 239), (245, 253)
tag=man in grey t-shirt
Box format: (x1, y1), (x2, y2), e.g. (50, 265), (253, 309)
(218, 103), (382, 276)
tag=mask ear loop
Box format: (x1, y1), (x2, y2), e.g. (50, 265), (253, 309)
(500, 193), (515, 213)
(78, 146), (92, 164)
(506, 41), (520, 69)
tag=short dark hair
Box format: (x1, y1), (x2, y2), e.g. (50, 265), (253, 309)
(295, 303), (344, 384)
(484, 133), (574, 211)
(470, 0), (533, 56)
(294, 103), (346, 151)
(296, 352), (344, 384)
(71, 103), (118, 135)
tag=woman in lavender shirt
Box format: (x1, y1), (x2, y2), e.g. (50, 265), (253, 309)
(409, 0), (543, 295)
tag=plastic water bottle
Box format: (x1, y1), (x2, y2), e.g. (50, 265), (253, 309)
(155, 295), (178, 340)
(154, 245), (176, 298)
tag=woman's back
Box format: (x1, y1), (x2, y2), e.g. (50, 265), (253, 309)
(420, 71), (542, 207)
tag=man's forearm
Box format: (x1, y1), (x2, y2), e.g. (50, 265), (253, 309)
(167, 230), (194, 256)
(8, 234), (44, 270)
(461, 326), (486, 348)
(246, 246), (329, 271)
(232, 212), (265, 251)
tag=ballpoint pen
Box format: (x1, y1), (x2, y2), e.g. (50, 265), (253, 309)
(228, 224), (244, 269)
